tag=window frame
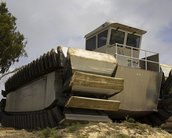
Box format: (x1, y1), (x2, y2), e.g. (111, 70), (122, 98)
(85, 26), (142, 51)
(86, 28), (110, 50)
(97, 29), (109, 48)
(109, 29), (126, 45)
(126, 33), (141, 48)
(108, 27), (142, 49)
(86, 35), (97, 51)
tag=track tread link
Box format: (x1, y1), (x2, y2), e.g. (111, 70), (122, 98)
(1, 106), (62, 129)
(3, 47), (65, 97)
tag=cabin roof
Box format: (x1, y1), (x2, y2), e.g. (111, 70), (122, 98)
(85, 21), (147, 38)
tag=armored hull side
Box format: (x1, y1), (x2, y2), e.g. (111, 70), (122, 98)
(1, 47), (124, 129)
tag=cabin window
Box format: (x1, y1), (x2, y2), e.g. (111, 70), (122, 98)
(98, 30), (108, 48)
(86, 36), (96, 51)
(126, 33), (140, 48)
(110, 29), (125, 45)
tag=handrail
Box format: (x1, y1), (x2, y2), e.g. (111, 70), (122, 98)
(111, 43), (158, 54)
(114, 43), (160, 72)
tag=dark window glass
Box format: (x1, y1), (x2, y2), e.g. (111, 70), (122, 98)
(98, 30), (108, 48)
(110, 29), (125, 45)
(86, 36), (96, 51)
(126, 34), (140, 48)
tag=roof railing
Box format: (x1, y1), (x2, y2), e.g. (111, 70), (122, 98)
(114, 43), (160, 72)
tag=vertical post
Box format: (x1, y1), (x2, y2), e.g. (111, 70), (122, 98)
(115, 43), (118, 61)
(159, 64), (160, 72)
(158, 53), (160, 72)
(131, 47), (133, 67)
(145, 51), (147, 70)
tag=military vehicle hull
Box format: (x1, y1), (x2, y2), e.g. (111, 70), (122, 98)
(1, 47), (124, 129)
(1, 21), (172, 131)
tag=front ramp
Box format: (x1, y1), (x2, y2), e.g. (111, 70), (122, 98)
(63, 113), (112, 123)
(70, 71), (123, 96)
(69, 71), (124, 97)
(68, 48), (117, 76)
(59, 108), (112, 124)
(65, 96), (120, 111)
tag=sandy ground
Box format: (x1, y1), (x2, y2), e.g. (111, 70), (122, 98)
(0, 122), (172, 138)
(0, 127), (37, 138)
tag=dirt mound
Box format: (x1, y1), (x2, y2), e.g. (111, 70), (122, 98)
(62, 122), (172, 138)
(0, 127), (37, 138)
(0, 122), (172, 138)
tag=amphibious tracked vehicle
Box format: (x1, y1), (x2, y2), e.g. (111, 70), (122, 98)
(1, 22), (172, 131)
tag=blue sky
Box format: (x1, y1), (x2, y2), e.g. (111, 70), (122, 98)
(1, 0), (172, 98)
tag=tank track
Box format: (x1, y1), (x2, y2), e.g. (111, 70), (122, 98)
(158, 96), (172, 132)
(153, 70), (172, 132)
(140, 95), (172, 132)
(1, 103), (64, 129)
(141, 70), (172, 132)
(1, 46), (67, 129)
(3, 47), (66, 97)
